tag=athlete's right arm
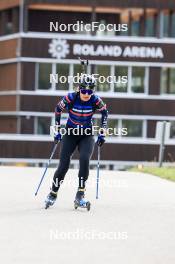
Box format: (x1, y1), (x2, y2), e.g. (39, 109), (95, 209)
(55, 94), (72, 125)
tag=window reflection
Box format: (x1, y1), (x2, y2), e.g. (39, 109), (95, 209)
(161, 68), (175, 94)
(131, 67), (145, 93)
(38, 63), (52, 90)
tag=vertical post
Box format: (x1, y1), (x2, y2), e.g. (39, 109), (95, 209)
(158, 121), (166, 167)
(91, 4), (96, 36)
(19, 0), (24, 33)
(16, 0), (24, 133)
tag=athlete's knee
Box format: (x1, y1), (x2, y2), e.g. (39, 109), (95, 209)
(56, 165), (69, 177)
(80, 152), (91, 162)
(59, 156), (70, 170)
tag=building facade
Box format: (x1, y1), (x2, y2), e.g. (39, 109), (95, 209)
(0, 0), (175, 167)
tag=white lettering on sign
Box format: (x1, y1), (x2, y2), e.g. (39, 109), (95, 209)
(123, 46), (164, 58)
(73, 44), (122, 57)
(73, 44), (164, 58)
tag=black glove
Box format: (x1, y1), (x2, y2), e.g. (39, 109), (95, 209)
(53, 125), (62, 143)
(54, 132), (62, 143)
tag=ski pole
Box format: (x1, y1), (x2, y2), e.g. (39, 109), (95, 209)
(35, 142), (58, 196)
(78, 57), (89, 74)
(96, 145), (101, 199)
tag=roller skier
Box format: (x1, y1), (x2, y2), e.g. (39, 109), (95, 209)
(45, 61), (108, 210)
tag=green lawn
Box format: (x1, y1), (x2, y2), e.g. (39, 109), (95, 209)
(130, 167), (175, 182)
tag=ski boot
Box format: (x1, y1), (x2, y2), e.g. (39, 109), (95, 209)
(74, 188), (91, 211)
(45, 191), (57, 209)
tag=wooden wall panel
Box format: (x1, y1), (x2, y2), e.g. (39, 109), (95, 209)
(26, 0), (175, 9)
(0, 117), (17, 133)
(20, 95), (57, 112)
(20, 95), (175, 116)
(104, 98), (175, 116)
(147, 120), (157, 138)
(0, 141), (174, 162)
(149, 67), (161, 95)
(0, 63), (17, 90)
(0, 39), (18, 59)
(28, 10), (91, 32)
(0, 0), (19, 11)
(20, 116), (34, 134)
(0, 95), (16, 111)
(21, 62), (36, 90)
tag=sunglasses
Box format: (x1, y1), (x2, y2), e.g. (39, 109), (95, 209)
(80, 88), (94, 95)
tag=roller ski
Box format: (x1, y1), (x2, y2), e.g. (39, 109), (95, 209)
(45, 192), (57, 209)
(74, 188), (91, 211)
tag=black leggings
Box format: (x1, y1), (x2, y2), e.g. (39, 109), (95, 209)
(51, 134), (95, 192)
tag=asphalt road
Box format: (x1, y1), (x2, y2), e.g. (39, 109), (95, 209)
(0, 166), (175, 264)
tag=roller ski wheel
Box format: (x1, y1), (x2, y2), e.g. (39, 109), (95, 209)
(74, 200), (91, 211)
(74, 201), (79, 210)
(74, 188), (91, 211)
(86, 201), (91, 211)
(45, 192), (57, 209)
(45, 202), (50, 210)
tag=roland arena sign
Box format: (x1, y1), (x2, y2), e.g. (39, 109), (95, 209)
(22, 37), (175, 63)
(73, 44), (163, 58)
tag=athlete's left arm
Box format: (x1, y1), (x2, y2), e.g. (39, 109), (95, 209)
(94, 97), (108, 130)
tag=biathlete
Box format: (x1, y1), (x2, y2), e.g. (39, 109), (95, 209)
(45, 74), (108, 210)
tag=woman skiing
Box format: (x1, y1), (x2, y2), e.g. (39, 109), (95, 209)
(45, 74), (108, 209)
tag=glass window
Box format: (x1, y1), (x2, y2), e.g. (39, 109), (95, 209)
(131, 67), (145, 93)
(56, 64), (69, 90)
(131, 20), (140, 36)
(171, 13), (175, 37)
(145, 17), (154, 36)
(131, 10), (142, 36)
(38, 63), (52, 90)
(92, 118), (101, 135)
(37, 117), (51, 135)
(114, 66), (128, 92)
(75, 23), (91, 35)
(120, 10), (129, 36)
(161, 68), (168, 93)
(161, 68), (175, 94)
(167, 68), (175, 94)
(5, 10), (13, 35)
(163, 10), (170, 37)
(60, 116), (67, 128)
(107, 119), (118, 136)
(73, 64), (82, 89)
(108, 119), (118, 129)
(96, 19), (116, 37)
(122, 120), (143, 137)
(170, 121), (175, 138)
(73, 64), (82, 77)
(145, 9), (156, 37)
(5, 22), (13, 35)
(93, 118), (118, 136)
(93, 118), (101, 127)
(93, 65), (110, 92)
(96, 20), (106, 36)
